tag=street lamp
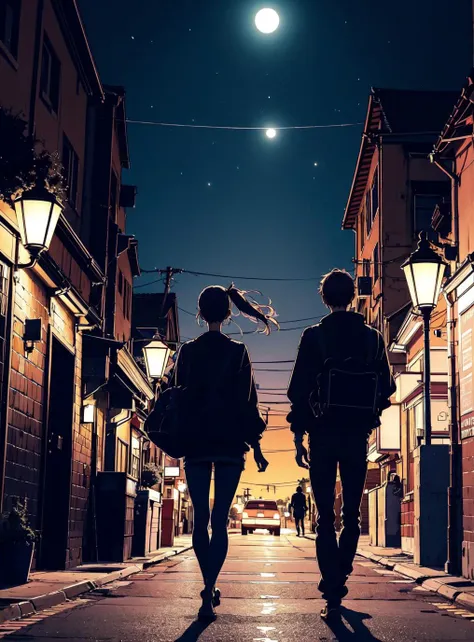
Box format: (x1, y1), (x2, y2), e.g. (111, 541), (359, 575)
(402, 232), (447, 445)
(177, 482), (187, 493)
(142, 336), (171, 381)
(13, 187), (62, 265)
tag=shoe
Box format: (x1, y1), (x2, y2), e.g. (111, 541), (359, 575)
(212, 588), (221, 607)
(320, 602), (341, 620)
(198, 602), (217, 622)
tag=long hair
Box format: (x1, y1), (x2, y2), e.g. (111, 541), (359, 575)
(197, 284), (279, 335)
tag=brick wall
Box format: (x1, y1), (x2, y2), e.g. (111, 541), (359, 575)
(4, 271), (93, 569)
(462, 436), (474, 547)
(361, 467), (380, 534)
(401, 495), (415, 540)
(3, 271), (49, 525)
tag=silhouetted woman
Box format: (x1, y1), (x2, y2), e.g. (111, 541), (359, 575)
(174, 284), (278, 621)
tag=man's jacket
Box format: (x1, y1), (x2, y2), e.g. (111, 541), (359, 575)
(287, 311), (396, 436)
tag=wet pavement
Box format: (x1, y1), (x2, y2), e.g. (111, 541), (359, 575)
(1, 532), (474, 640)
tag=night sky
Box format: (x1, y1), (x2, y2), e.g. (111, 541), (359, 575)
(79, 0), (472, 498)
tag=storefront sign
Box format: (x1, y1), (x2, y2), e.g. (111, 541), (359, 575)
(164, 466), (180, 478)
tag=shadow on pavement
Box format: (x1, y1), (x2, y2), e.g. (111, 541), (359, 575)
(324, 607), (382, 641)
(174, 619), (212, 641)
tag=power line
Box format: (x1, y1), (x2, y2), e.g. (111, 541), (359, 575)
(253, 360), (294, 364)
(178, 306), (323, 326)
(126, 119), (363, 131)
(140, 267), (320, 282)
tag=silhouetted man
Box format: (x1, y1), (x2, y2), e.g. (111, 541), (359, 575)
(287, 269), (395, 620)
(290, 486), (308, 536)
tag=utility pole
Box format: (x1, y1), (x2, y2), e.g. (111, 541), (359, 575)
(160, 266), (183, 317)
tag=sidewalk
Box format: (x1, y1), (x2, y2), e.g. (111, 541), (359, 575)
(0, 535), (193, 624)
(305, 533), (474, 610)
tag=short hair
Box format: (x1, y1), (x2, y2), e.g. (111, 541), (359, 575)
(319, 269), (355, 308)
(296, 486), (303, 493)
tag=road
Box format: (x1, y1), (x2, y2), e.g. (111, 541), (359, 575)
(1, 532), (474, 641)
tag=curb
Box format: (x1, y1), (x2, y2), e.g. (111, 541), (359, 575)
(303, 535), (474, 612)
(356, 546), (474, 611)
(0, 545), (193, 625)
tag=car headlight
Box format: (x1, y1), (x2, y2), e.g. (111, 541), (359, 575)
(273, 513), (280, 520)
(243, 512), (248, 518)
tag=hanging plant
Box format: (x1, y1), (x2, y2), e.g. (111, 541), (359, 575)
(0, 107), (66, 207)
(141, 462), (163, 489)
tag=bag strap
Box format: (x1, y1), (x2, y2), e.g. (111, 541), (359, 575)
(315, 326), (327, 364)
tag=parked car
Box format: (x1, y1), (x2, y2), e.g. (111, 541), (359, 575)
(241, 500), (281, 536)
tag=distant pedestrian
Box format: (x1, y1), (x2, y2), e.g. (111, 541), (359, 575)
(176, 284), (278, 622)
(287, 269), (395, 620)
(290, 486), (307, 536)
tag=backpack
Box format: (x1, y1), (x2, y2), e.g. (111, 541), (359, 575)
(309, 326), (383, 426)
(144, 385), (189, 459)
(144, 349), (236, 459)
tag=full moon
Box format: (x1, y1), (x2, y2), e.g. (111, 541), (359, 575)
(255, 8), (280, 34)
(266, 128), (277, 139)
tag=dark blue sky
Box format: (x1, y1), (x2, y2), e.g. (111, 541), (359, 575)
(79, 0), (472, 392)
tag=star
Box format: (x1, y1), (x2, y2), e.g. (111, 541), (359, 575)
(131, 35), (135, 40)
(237, 166), (240, 170)
(313, 162), (318, 167)
(268, 96), (271, 99)
(207, 182), (212, 187)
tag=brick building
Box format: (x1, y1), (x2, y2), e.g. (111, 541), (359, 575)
(0, 0), (154, 569)
(432, 70), (474, 577)
(0, 0), (106, 568)
(342, 88), (455, 481)
(132, 293), (185, 546)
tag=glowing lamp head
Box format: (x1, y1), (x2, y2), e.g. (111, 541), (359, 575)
(142, 337), (171, 380)
(177, 482), (187, 493)
(401, 232), (447, 312)
(255, 8), (280, 34)
(13, 187), (62, 255)
(266, 128), (277, 139)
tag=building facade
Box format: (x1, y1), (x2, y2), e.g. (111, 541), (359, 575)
(0, 0), (107, 568)
(432, 71), (474, 577)
(0, 0), (158, 569)
(343, 88), (455, 477)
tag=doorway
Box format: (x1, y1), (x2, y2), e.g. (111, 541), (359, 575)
(39, 336), (75, 569)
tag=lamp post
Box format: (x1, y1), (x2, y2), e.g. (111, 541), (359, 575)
(401, 232), (447, 445)
(142, 336), (171, 382)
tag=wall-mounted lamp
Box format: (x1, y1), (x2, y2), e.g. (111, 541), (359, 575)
(24, 319), (42, 354)
(13, 187), (63, 269)
(82, 403), (95, 424)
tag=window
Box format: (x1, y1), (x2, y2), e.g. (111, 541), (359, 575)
(364, 191), (371, 236)
(116, 439), (128, 473)
(40, 35), (60, 113)
(412, 181), (450, 242)
(62, 135), (79, 208)
(363, 167), (379, 240)
(130, 436), (140, 479)
(371, 167), (379, 221)
(373, 243), (379, 283)
(413, 194), (441, 241)
(110, 172), (118, 220)
(123, 279), (131, 320)
(0, 0), (21, 59)
(118, 270), (124, 295)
